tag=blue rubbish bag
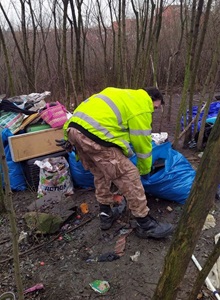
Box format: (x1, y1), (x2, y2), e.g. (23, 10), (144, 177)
(68, 151), (94, 188)
(68, 142), (195, 204)
(68, 151), (137, 189)
(141, 142), (195, 204)
(1, 128), (26, 191)
(181, 101), (220, 132)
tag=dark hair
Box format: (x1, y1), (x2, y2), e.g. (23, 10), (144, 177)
(143, 87), (164, 105)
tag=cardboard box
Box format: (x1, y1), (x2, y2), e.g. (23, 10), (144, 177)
(8, 127), (64, 162)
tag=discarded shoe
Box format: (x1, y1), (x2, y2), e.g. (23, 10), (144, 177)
(99, 209), (119, 230)
(135, 215), (174, 239)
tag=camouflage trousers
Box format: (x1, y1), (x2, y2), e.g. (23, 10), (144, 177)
(67, 128), (149, 218)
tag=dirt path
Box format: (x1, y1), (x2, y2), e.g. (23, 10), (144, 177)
(1, 93), (219, 299)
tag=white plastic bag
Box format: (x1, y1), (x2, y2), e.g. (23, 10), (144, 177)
(35, 156), (74, 198)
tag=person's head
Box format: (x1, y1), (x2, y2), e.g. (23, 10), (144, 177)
(143, 87), (164, 109)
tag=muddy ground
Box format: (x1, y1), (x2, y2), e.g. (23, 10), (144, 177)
(0, 93), (220, 300)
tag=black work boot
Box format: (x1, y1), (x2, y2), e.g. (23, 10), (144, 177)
(135, 215), (174, 239)
(99, 204), (119, 230)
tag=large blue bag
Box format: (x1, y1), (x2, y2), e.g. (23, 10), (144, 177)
(68, 151), (137, 189)
(141, 142), (195, 204)
(68, 151), (95, 189)
(182, 101), (220, 132)
(68, 142), (195, 204)
(1, 128), (26, 191)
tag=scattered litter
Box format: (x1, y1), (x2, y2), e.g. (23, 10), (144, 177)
(197, 292), (203, 299)
(18, 231), (28, 243)
(63, 233), (72, 242)
(130, 251), (140, 262)
(188, 139), (197, 149)
(86, 251), (120, 263)
(0, 291), (15, 300)
(151, 132), (168, 144)
(89, 280), (110, 294)
(166, 206), (173, 212)
(61, 224), (70, 231)
(192, 254), (220, 300)
(114, 229), (132, 256)
(113, 194), (124, 203)
(198, 152), (203, 158)
(202, 214), (216, 230)
(80, 203), (89, 214)
(116, 197), (127, 214)
(24, 283), (44, 294)
(209, 233), (220, 289)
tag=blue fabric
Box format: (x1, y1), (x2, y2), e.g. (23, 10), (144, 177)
(68, 151), (95, 188)
(141, 142), (195, 204)
(181, 101), (220, 131)
(68, 149), (138, 189)
(1, 128), (26, 191)
(206, 117), (217, 124)
(68, 141), (195, 204)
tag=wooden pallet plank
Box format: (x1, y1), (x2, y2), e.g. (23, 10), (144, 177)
(8, 128), (64, 162)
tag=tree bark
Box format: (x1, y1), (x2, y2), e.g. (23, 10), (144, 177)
(153, 112), (220, 300)
(189, 238), (220, 300)
(0, 133), (24, 300)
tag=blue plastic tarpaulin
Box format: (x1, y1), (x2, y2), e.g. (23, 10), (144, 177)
(0, 128), (26, 191)
(141, 142), (195, 204)
(181, 101), (220, 131)
(68, 141), (195, 204)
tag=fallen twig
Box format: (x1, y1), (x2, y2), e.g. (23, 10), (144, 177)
(0, 215), (96, 264)
(172, 102), (207, 144)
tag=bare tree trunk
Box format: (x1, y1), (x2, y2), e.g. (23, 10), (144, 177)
(173, 0), (201, 148)
(166, 0), (185, 123)
(196, 37), (220, 150)
(0, 134), (24, 300)
(108, 0), (117, 86)
(138, 0), (155, 87)
(0, 26), (15, 95)
(151, 0), (163, 87)
(116, 0), (123, 86)
(62, 0), (71, 101)
(69, 0), (85, 94)
(0, 172), (6, 213)
(189, 239), (220, 300)
(121, 0), (128, 87)
(152, 113), (220, 300)
(0, 2), (35, 91)
(184, 0), (212, 146)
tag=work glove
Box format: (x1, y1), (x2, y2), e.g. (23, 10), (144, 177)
(55, 139), (73, 152)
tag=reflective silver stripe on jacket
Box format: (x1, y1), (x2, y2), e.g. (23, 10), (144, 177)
(129, 129), (152, 136)
(121, 139), (134, 157)
(73, 112), (114, 139)
(94, 94), (127, 131)
(74, 104), (132, 156)
(136, 151), (152, 159)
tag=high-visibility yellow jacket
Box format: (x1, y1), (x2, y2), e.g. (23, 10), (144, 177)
(63, 87), (154, 175)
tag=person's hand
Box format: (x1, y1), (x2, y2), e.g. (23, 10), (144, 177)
(55, 139), (73, 152)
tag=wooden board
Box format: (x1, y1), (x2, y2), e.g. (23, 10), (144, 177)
(8, 128), (64, 162)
